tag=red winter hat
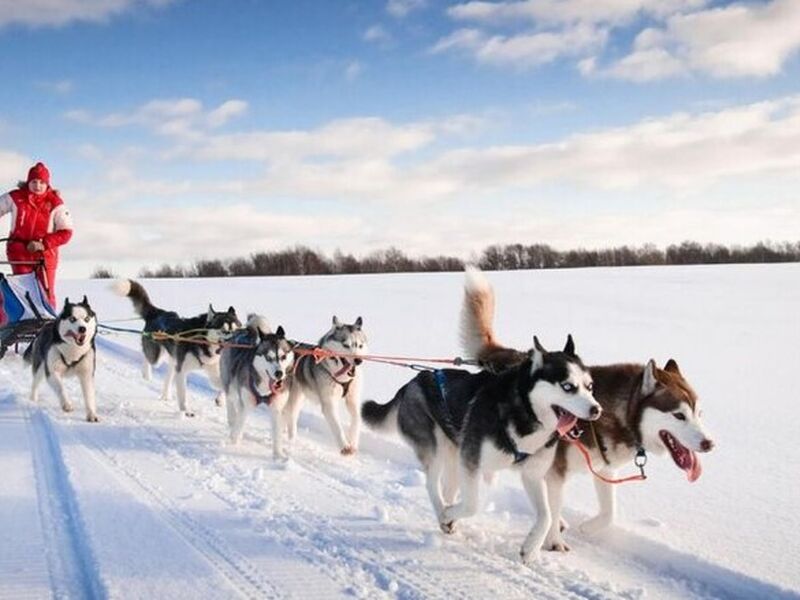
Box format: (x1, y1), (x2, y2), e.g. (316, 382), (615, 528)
(27, 162), (50, 185)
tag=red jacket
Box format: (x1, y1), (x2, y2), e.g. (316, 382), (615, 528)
(1, 187), (73, 305)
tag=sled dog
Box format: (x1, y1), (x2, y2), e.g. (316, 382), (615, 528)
(25, 296), (99, 422)
(220, 316), (296, 459)
(363, 334), (600, 563)
(461, 266), (715, 552)
(113, 279), (241, 416)
(286, 316), (367, 455)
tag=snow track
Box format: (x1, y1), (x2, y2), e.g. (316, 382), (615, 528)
(25, 406), (108, 600)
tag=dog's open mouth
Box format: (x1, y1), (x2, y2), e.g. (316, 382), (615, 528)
(660, 430), (702, 482)
(65, 330), (87, 346)
(269, 378), (285, 395)
(552, 405), (579, 437)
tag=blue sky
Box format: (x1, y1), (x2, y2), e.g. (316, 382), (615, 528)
(0, 0), (798, 277)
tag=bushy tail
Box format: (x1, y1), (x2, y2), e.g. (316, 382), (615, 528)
(460, 266), (527, 372)
(247, 314), (271, 336)
(361, 395), (400, 433)
(460, 265), (500, 358)
(111, 279), (157, 319)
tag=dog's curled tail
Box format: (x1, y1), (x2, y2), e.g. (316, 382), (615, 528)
(361, 395), (400, 433)
(111, 279), (156, 319)
(246, 314), (271, 336)
(461, 266), (528, 373)
(460, 266), (501, 359)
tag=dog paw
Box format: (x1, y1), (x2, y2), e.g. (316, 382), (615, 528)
(439, 520), (456, 534)
(520, 547), (541, 564)
(183, 411), (196, 418)
(340, 445), (357, 456)
(579, 515), (612, 536)
(61, 402), (74, 413)
(86, 414), (99, 423)
(159, 395), (171, 403)
(214, 394), (223, 407)
(543, 536), (570, 552)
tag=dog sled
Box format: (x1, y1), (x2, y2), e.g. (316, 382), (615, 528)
(0, 250), (56, 359)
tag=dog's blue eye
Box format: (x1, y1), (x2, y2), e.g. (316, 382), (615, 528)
(69, 317), (77, 323)
(586, 382), (593, 392)
(673, 412), (687, 421)
(560, 382), (577, 393)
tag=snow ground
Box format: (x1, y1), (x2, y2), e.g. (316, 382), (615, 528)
(1, 264), (798, 599)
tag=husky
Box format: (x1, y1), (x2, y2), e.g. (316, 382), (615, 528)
(286, 316), (367, 456)
(24, 296), (99, 422)
(363, 334), (601, 563)
(460, 266), (715, 552)
(220, 315), (296, 460)
(112, 279), (241, 417)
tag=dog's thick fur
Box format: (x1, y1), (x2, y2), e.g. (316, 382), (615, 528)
(112, 279), (241, 416)
(461, 267), (715, 552)
(286, 316), (367, 456)
(25, 296), (99, 422)
(221, 315), (296, 459)
(363, 333), (600, 563)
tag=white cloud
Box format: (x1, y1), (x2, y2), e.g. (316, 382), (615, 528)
(0, 149), (33, 185)
(386, 0), (426, 19)
(363, 24), (391, 44)
(447, 0), (707, 26)
(35, 79), (74, 95)
(66, 98), (248, 139)
(432, 23), (607, 68)
(441, 0), (800, 80)
(344, 60), (363, 82)
(0, 0), (178, 29)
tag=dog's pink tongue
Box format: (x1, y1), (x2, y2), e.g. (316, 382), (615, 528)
(556, 412), (578, 437)
(687, 452), (702, 482)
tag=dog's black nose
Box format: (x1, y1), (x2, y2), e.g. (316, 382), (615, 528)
(275, 370), (284, 380)
(78, 326), (87, 334)
(700, 438), (714, 452)
(354, 358), (363, 366)
(589, 405), (600, 418)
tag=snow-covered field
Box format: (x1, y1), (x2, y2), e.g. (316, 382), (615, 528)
(1, 264), (798, 599)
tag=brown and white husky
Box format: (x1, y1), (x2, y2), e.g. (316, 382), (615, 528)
(460, 266), (715, 552)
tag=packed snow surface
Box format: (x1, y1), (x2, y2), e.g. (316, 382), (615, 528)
(1, 264), (798, 599)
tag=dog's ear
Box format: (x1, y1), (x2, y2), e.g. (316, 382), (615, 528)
(227, 306), (235, 314)
(61, 297), (71, 315)
(354, 316), (363, 329)
(642, 359), (659, 396)
(563, 334), (575, 357)
(207, 304), (215, 322)
(531, 335), (545, 372)
(276, 325), (285, 339)
(332, 315), (341, 327)
(664, 358), (680, 374)
(81, 295), (88, 305)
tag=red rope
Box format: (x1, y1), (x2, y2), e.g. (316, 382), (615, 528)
(565, 437), (647, 485)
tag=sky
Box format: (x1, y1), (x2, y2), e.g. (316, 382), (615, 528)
(0, 0), (799, 278)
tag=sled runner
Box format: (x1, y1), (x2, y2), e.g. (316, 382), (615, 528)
(0, 256), (56, 359)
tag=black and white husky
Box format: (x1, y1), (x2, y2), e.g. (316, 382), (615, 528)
(362, 335), (601, 563)
(220, 316), (295, 460)
(112, 279), (241, 416)
(461, 267), (715, 552)
(25, 296), (99, 422)
(286, 316), (367, 456)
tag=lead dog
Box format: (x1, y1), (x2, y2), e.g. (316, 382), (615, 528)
(286, 316), (367, 455)
(363, 334), (600, 563)
(461, 266), (715, 552)
(221, 315), (296, 460)
(25, 296), (99, 422)
(113, 279), (241, 416)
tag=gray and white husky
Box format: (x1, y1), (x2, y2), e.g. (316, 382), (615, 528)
(112, 279), (241, 416)
(461, 266), (715, 552)
(286, 316), (367, 456)
(362, 335), (601, 563)
(24, 296), (99, 422)
(221, 316), (296, 460)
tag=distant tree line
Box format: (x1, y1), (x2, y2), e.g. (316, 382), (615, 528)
(89, 240), (800, 279)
